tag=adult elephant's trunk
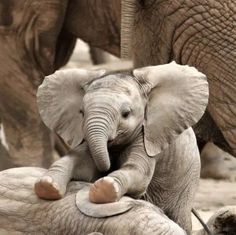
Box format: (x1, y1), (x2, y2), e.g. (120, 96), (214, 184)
(121, 0), (136, 59)
(85, 110), (115, 172)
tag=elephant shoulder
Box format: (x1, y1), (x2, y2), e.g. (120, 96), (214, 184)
(157, 127), (200, 162)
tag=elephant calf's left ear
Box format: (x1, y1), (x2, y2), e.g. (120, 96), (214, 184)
(37, 69), (106, 148)
(133, 62), (209, 156)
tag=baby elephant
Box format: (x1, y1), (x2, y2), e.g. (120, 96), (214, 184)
(35, 62), (208, 233)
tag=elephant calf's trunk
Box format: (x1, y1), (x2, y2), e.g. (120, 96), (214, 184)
(86, 124), (110, 172)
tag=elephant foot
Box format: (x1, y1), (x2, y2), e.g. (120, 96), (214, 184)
(89, 177), (121, 203)
(34, 176), (66, 200)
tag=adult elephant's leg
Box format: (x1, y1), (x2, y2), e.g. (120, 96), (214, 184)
(90, 47), (108, 65)
(0, 45), (53, 167)
(65, 0), (121, 57)
(200, 142), (236, 181)
(0, 122), (13, 170)
(0, 0), (72, 167)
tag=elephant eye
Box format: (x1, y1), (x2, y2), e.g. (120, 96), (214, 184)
(79, 109), (84, 116)
(121, 108), (131, 119)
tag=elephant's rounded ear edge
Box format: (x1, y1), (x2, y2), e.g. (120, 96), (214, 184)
(134, 62), (209, 156)
(76, 188), (134, 218)
(37, 69), (106, 148)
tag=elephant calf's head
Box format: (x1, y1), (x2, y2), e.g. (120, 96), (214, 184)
(37, 62), (209, 172)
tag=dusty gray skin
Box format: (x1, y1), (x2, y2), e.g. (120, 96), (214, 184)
(1, 167), (234, 235)
(121, 0), (236, 174)
(121, 0), (236, 182)
(0, 167), (186, 235)
(35, 62), (208, 233)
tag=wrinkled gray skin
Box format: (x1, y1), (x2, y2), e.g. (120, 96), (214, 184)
(35, 62), (208, 234)
(1, 168), (234, 235)
(0, 167), (186, 235)
(121, 0), (236, 159)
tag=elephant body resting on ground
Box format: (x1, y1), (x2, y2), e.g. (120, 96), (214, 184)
(34, 62), (208, 234)
(0, 167), (186, 235)
(0, 167), (235, 235)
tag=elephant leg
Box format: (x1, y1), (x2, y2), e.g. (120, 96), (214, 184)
(0, 0), (74, 168)
(0, 27), (54, 168)
(90, 47), (108, 65)
(0, 72), (54, 168)
(35, 143), (101, 200)
(65, 0), (121, 57)
(200, 142), (236, 181)
(89, 142), (156, 203)
(146, 128), (200, 234)
(0, 122), (14, 170)
(34, 155), (77, 200)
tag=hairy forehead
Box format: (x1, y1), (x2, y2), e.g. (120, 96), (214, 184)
(88, 73), (136, 94)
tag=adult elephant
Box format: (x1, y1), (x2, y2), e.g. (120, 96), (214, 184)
(121, 0), (236, 160)
(0, 0), (120, 167)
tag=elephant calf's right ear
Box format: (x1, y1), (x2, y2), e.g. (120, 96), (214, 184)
(134, 62), (209, 156)
(37, 69), (105, 148)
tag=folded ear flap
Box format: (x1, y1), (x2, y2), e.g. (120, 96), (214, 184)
(76, 188), (133, 217)
(37, 69), (106, 148)
(133, 62), (209, 156)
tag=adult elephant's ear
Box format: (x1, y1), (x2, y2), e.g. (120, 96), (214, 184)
(133, 61), (209, 156)
(37, 69), (106, 148)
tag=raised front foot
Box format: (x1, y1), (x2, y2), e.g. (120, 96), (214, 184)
(34, 175), (66, 200)
(89, 177), (121, 203)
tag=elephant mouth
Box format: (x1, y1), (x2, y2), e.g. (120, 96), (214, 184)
(108, 136), (122, 146)
(108, 139), (115, 146)
(108, 132), (126, 147)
